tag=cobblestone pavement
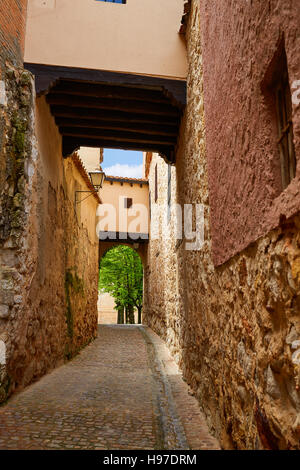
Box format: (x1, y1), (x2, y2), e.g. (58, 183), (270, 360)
(0, 325), (220, 450)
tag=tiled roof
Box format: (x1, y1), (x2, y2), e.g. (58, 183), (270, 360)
(104, 175), (149, 185)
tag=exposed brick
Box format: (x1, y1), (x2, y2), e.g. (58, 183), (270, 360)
(0, 0), (28, 70)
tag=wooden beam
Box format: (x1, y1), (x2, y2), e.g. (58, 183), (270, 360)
(24, 63), (187, 107)
(59, 127), (176, 146)
(46, 94), (178, 116)
(50, 105), (180, 126)
(50, 81), (171, 104)
(62, 136), (173, 157)
(55, 118), (178, 137)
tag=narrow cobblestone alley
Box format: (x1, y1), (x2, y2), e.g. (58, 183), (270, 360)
(0, 326), (220, 450)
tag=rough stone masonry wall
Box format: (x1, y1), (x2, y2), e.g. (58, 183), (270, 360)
(0, 0), (31, 400)
(0, 64), (36, 401)
(0, 75), (98, 402)
(144, 153), (179, 353)
(145, 0), (300, 449)
(62, 154), (99, 360)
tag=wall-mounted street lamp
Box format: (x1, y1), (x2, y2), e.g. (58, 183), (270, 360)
(75, 168), (105, 205)
(89, 169), (105, 190)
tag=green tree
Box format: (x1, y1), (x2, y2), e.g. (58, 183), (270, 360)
(99, 246), (143, 324)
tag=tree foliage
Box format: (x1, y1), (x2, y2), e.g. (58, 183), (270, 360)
(98, 246), (143, 324)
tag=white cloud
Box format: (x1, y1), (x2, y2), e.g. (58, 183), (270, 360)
(103, 163), (143, 179)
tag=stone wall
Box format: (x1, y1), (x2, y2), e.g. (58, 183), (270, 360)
(0, 0), (28, 252)
(0, 78), (99, 402)
(62, 152), (99, 358)
(0, 65), (36, 401)
(144, 0), (300, 449)
(144, 153), (180, 359)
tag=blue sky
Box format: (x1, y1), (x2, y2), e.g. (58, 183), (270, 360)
(102, 149), (144, 178)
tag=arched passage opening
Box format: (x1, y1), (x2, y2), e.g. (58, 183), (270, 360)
(98, 244), (145, 325)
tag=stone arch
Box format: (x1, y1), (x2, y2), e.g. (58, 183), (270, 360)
(99, 240), (147, 268)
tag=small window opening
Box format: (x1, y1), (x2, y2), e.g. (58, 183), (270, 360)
(96, 0), (126, 4)
(273, 49), (296, 190)
(124, 197), (133, 209)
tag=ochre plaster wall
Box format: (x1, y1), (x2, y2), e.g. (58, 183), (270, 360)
(0, 87), (99, 402)
(24, 0), (187, 79)
(99, 178), (149, 235)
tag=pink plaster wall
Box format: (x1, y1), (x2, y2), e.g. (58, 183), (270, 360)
(199, 0), (300, 266)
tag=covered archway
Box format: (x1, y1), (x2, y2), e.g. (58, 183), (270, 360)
(99, 238), (148, 268)
(24, 64), (185, 165)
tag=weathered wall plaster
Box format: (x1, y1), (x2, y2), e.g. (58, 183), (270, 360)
(0, 77), (99, 402)
(24, 0), (187, 79)
(199, 0), (300, 265)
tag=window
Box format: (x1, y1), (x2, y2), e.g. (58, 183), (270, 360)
(167, 164), (171, 222)
(273, 50), (296, 190)
(96, 0), (126, 4)
(124, 197), (133, 209)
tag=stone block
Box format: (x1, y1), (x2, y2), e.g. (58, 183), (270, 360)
(0, 341), (6, 365)
(286, 326), (298, 345)
(0, 305), (10, 319)
(0, 81), (7, 106)
(265, 366), (281, 400)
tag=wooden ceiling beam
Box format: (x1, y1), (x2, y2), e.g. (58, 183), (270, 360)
(50, 81), (171, 104)
(24, 63), (186, 108)
(46, 94), (179, 116)
(59, 127), (176, 146)
(62, 136), (174, 158)
(55, 117), (178, 136)
(50, 105), (180, 126)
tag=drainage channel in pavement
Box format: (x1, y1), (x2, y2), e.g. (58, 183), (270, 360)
(138, 325), (221, 451)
